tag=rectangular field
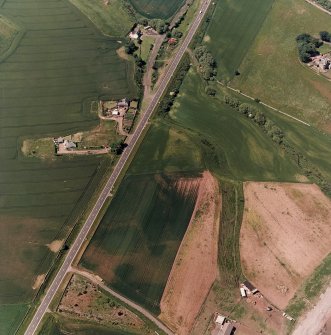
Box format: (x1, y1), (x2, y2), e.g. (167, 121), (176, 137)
(241, 182), (331, 309)
(69, 0), (135, 37)
(0, 0), (136, 333)
(129, 0), (185, 19)
(81, 173), (200, 313)
(231, 0), (331, 128)
(205, 0), (274, 82)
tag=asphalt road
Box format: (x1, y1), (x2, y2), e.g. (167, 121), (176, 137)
(24, 2), (211, 334)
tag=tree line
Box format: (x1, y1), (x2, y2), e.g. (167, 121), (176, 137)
(224, 95), (331, 196)
(194, 45), (217, 80)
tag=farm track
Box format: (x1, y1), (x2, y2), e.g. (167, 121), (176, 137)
(292, 283), (331, 335)
(217, 81), (311, 126)
(23, 1), (211, 334)
(71, 267), (174, 335)
(305, 0), (331, 16)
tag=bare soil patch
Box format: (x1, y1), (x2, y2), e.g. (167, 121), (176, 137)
(32, 274), (46, 290)
(240, 182), (331, 309)
(116, 46), (129, 61)
(46, 239), (64, 253)
(159, 171), (221, 335)
(58, 274), (149, 333)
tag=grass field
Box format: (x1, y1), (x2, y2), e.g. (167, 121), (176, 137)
(69, 0), (136, 37)
(0, 14), (19, 54)
(129, 0), (185, 19)
(0, 0), (136, 333)
(81, 173), (199, 313)
(140, 36), (154, 62)
(205, 0), (274, 82)
(231, 0), (331, 128)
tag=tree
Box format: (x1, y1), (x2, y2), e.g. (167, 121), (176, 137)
(173, 31), (183, 39)
(320, 31), (331, 42)
(111, 141), (127, 155)
(125, 40), (137, 54)
(254, 111), (266, 125)
(205, 87), (216, 96)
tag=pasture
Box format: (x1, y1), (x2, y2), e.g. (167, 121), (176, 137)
(231, 0), (331, 128)
(129, 0), (185, 19)
(0, 0), (135, 333)
(81, 173), (200, 313)
(69, 0), (135, 37)
(205, 0), (274, 82)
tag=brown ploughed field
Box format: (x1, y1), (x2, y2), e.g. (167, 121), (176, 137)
(159, 171), (221, 335)
(240, 182), (331, 310)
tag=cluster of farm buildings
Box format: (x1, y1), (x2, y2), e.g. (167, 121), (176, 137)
(52, 98), (138, 155)
(310, 53), (331, 71)
(211, 280), (294, 334)
(100, 98), (138, 133)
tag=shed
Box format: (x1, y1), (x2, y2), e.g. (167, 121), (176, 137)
(57, 137), (64, 143)
(64, 140), (76, 150)
(112, 109), (120, 116)
(222, 323), (235, 335)
(240, 287), (247, 297)
(215, 315), (225, 325)
(243, 280), (258, 294)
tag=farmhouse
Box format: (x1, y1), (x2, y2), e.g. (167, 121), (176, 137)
(168, 37), (177, 45)
(63, 140), (76, 150)
(129, 27), (142, 40)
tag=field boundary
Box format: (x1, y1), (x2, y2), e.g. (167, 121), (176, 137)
(217, 81), (311, 126)
(305, 0), (331, 15)
(71, 268), (174, 335)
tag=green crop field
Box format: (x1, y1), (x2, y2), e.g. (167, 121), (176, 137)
(129, 0), (185, 19)
(81, 173), (199, 313)
(170, 69), (300, 181)
(0, 304), (29, 335)
(0, 0), (136, 333)
(205, 0), (274, 82)
(231, 0), (331, 128)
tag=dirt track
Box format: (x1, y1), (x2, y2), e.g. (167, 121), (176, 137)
(240, 182), (331, 309)
(292, 283), (331, 335)
(159, 171), (221, 335)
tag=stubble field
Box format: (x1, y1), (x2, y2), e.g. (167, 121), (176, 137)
(240, 182), (331, 309)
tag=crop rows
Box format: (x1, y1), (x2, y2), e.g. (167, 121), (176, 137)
(81, 173), (199, 313)
(0, 0), (136, 332)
